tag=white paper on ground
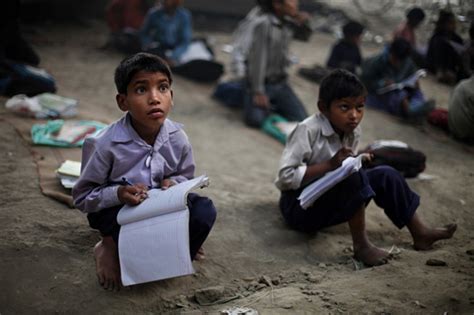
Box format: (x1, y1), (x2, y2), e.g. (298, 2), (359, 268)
(118, 210), (194, 286)
(179, 41), (213, 64)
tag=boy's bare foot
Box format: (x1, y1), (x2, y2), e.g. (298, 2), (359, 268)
(94, 237), (122, 291)
(195, 247), (205, 261)
(354, 244), (389, 266)
(412, 223), (457, 250)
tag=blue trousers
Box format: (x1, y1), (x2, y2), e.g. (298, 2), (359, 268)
(87, 193), (217, 260)
(244, 81), (308, 127)
(279, 166), (419, 233)
(366, 88), (426, 117)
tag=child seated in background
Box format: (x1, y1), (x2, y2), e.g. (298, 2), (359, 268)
(299, 20), (364, 83)
(361, 38), (434, 119)
(243, 0), (310, 128)
(140, 0), (192, 66)
(72, 53), (216, 290)
(326, 21), (364, 74)
(426, 10), (471, 84)
(104, 0), (149, 54)
(275, 69), (456, 266)
(140, 0), (222, 82)
(392, 7), (426, 67)
(448, 74), (474, 142)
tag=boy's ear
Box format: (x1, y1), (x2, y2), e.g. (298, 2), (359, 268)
(170, 89), (174, 106)
(116, 94), (128, 112)
(317, 100), (327, 113)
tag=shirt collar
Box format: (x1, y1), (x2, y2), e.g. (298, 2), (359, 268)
(111, 113), (181, 146)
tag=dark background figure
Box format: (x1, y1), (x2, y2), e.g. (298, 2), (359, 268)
(243, 0), (311, 128)
(0, 0), (56, 96)
(140, 0), (223, 82)
(104, 0), (150, 54)
(426, 10), (471, 84)
(392, 7), (426, 68)
(298, 20), (364, 83)
(361, 38), (433, 119)
(0, 0), (40, 66)
(326, 20), (364, 73)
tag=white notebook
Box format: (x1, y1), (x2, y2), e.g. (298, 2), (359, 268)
(117, 175), (209, 286)
(298, 155), (366, 210)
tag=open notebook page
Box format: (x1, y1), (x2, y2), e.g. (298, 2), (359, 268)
(117, 175), (209, 225)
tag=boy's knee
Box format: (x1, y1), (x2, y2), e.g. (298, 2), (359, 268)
(368, 165), (405, 184)
(190, 196), (217, 229)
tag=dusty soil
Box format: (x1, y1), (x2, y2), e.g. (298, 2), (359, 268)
(1, 14), (473, 315)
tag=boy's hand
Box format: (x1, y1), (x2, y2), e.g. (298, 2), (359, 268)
(253, 92), (270, 109)
(118, 184), (148, 206)
(330, 147), (354, 169)
(160, 178), (176, 190)
(293, 11), (310, 25)
(361, 152), (374, 167)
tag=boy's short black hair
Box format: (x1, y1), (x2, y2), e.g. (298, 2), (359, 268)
(342, 21), (364, 38)
(406, 7), (425, 23)
(389, 38), (412, 60)
(435, 9), (455, 31)
(258, 0), (284, 13)
(114, 52), (173, 94)
(318, 69), (366, 109)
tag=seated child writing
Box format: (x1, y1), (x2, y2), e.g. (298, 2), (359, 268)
(72, 53), (217, 290)
(275, 69), (456, 266)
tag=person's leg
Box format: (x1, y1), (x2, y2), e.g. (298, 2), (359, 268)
(405, 89), (434, 117)
(366, 91), (407, 116)
(406, 213), (457, 250)
(187, 193), (217, 260)
(87, 206), (122, 290)
(243, 87), (269, 127)
(280, 171), (389, 266)
(270, 83), (308, 122)
(348, 205), (389, 266)
(366, 165), (456, 249)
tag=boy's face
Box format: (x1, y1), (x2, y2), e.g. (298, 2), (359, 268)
(116, 70), (173, 137)
(320, 95), (365, 136)
(274, 0), (299, 18)
(163, 0), (182, 10)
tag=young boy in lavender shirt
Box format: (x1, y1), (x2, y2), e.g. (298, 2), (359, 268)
(72, 53), (216, 290)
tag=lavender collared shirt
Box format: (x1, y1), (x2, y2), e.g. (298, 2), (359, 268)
(72, 113), (195, 213)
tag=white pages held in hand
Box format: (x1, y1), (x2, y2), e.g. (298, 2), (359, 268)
(117, 175), (209, 286)
(298, 155), (367, 210)
(376, 69), (427, 95)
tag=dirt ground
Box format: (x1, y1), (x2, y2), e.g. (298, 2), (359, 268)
(1, 10), (474, 315)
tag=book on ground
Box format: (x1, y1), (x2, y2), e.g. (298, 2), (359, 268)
(117, 175), (209, 286)
(298, 155), (367, 209)
(56, 160), (81, 189)
(377, 69), (427, 95)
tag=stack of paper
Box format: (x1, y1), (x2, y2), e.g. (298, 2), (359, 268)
(298, 155), (366, 209)
(56, 160), (81, 189)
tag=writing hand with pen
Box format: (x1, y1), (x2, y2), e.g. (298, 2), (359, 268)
(330, 147), (373, 170)
(117, 177), (177, 206)
(118, 182), (149, 206)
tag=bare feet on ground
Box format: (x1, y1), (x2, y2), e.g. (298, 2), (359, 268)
(412, 223), (457, 250)
(94, 237), (122, 291)
(195, 247), (205, 261)
(353, 243), (389, 266)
